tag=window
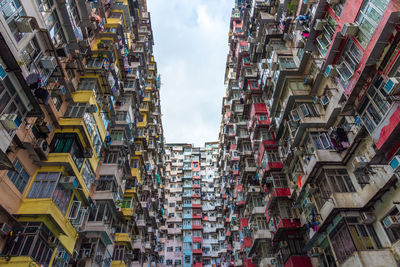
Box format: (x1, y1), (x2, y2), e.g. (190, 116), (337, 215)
(1, 0), (26, 42)
(66, 0), (80, 27)
(382, 207), (400, 243)
(175, 260), (182, 266)
(337, 39), (362, 88)
(354, 169), (370, 188)
(184, 255), (191, 264)
(92, 127), (102, 156)
(259, 114), (268, 121)
(81, 160), (95, 189)
(356, 0), (389, 48)
(331, 0), (346, 17)
(166, 246), (173, 252)
(2, 222), (54, 266)
(97, 176), (117, 191)
(315, 169), (355, 208)
(65, 103), (88, 118)
(110, 130), (125, 142)
(331, 220), (380, 264)
(253, 216), (268, 230)
(28, 172), (60, 199)
(78, 78), (101, 103)
(116, 111), (131, 123)
(86, 58), (104, 68)
(20, 37), (40, 66)
(46, 10), (65, 45)
(311, 132), (334, 150)
(103, 152), (119, 164)
(316, 14), (337, 57)
(278, 57), (297, 69)
(7, 159), (29, 193)
(358, 74), (390, 133)
(166, 259), (173, 266)
(28, 172), (72, 214)
(290, 103), (319, 121)
(0, 76), (28, 125)
(121, 197), (132, 209)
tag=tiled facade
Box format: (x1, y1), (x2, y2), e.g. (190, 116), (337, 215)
(161, 143), (224, 267)
(218, 0), (400, 267)
(0, 0), (165, 266)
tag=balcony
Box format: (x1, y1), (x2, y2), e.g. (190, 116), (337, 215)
(266, 188), (291, 211)
(192, 224), (202, 230)
(115, 232), (133, 248)
(136, 219), (146, 227)
(16, 199), (77, 254)
(250, 206), (265, 216)
(273, 218), (301, 242)
(341, 249), (396, 267)
(84, 221), (113, 245)
(193, 248), (202, 254)
(42, 153), (90, 199)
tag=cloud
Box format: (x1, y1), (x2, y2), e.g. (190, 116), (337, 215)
(147, 0), (232, 147)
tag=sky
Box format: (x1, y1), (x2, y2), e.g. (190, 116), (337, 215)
(147, 0), (233, 147)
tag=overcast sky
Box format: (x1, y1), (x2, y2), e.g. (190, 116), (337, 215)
(147, 0), (232, 147)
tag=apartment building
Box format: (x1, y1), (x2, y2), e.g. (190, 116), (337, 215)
(218, 0), (400, 267)
(162, 143), (224, 267)
(0, 0), (165, 266)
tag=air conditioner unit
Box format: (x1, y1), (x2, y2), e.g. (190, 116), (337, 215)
(360, 212), (376, 224)
(383, 77), (400, 95)
(40, 56), (57, 70)
(341, 23), (359, 36)
(14, 17), (34, 33)
(0, 113), (20, 130)
(324, 65), (337, 78)
(314, 19), (326, 31)
(0, 222), (12, 235)
(311, 247), (324, 255)
(352, 156), (369, 169)
(83, 147), (93, 158)
(327, 0), (340, 4)
(320, 95), (330, 106)
(34, 138), (49, 160)
(383, 215), (400, 228)
(59, 176), (79, 190)
(389, 155), (400, 172)
(86, 104), (97, 113)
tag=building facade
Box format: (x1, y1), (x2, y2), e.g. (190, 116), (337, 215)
(218, 0), (400, 267)
(0, 0), (166, 266)
(162, 143), (224, 267)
